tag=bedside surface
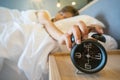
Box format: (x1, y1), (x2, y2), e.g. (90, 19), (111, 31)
(49, 50), (120, 80)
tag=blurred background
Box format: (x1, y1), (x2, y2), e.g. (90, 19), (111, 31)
(0, 0), (93, 16)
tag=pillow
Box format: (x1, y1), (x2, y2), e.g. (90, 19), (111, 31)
(54, 15), (105, 33)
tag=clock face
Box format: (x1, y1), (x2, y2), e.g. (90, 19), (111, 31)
(71, 39), (107, 74)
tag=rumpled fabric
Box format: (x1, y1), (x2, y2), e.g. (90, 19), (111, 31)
(0, 7), (59, 80)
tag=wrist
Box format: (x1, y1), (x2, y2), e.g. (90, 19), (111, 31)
(42, 20), (64, 41)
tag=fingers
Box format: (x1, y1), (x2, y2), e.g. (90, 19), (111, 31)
(59, 21), (90, 51)
(68, 21), (89, 44)
(78, 21), (89, 39)
(68, 25), (82, 44)
(88, 24), (104, 34)
(64, 33), (72, 51)
(59, 33), (72, 51)
(95, 26), (104, 34)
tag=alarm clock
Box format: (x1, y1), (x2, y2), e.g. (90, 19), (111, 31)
(71, 34), (107, 74)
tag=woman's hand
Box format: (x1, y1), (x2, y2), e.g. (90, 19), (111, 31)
(59, 21), (104, 51)
(58, 21), (89, 51)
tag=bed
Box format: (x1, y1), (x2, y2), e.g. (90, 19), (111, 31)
(0, 7), (118, 80)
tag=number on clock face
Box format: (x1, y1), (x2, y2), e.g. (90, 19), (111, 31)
(75, 52), (81, 59)
(95, 53), (101, 60)
(85, 63), (91, 69)
(84, 43), (92, 50)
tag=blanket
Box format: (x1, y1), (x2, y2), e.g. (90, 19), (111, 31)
(0, 7), (59, 80)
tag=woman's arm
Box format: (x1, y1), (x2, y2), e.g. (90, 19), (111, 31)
(37, 11), (83, 50)
(36, 11), (103, 50)
(37, 11), (63, 40)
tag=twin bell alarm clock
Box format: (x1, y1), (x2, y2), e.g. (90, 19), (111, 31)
(71, 33), (107, 74)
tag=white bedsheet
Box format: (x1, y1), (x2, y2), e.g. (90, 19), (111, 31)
(0, 7), (59, 80)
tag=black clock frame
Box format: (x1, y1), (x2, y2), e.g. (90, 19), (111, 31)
(71, 39), (107, 74)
